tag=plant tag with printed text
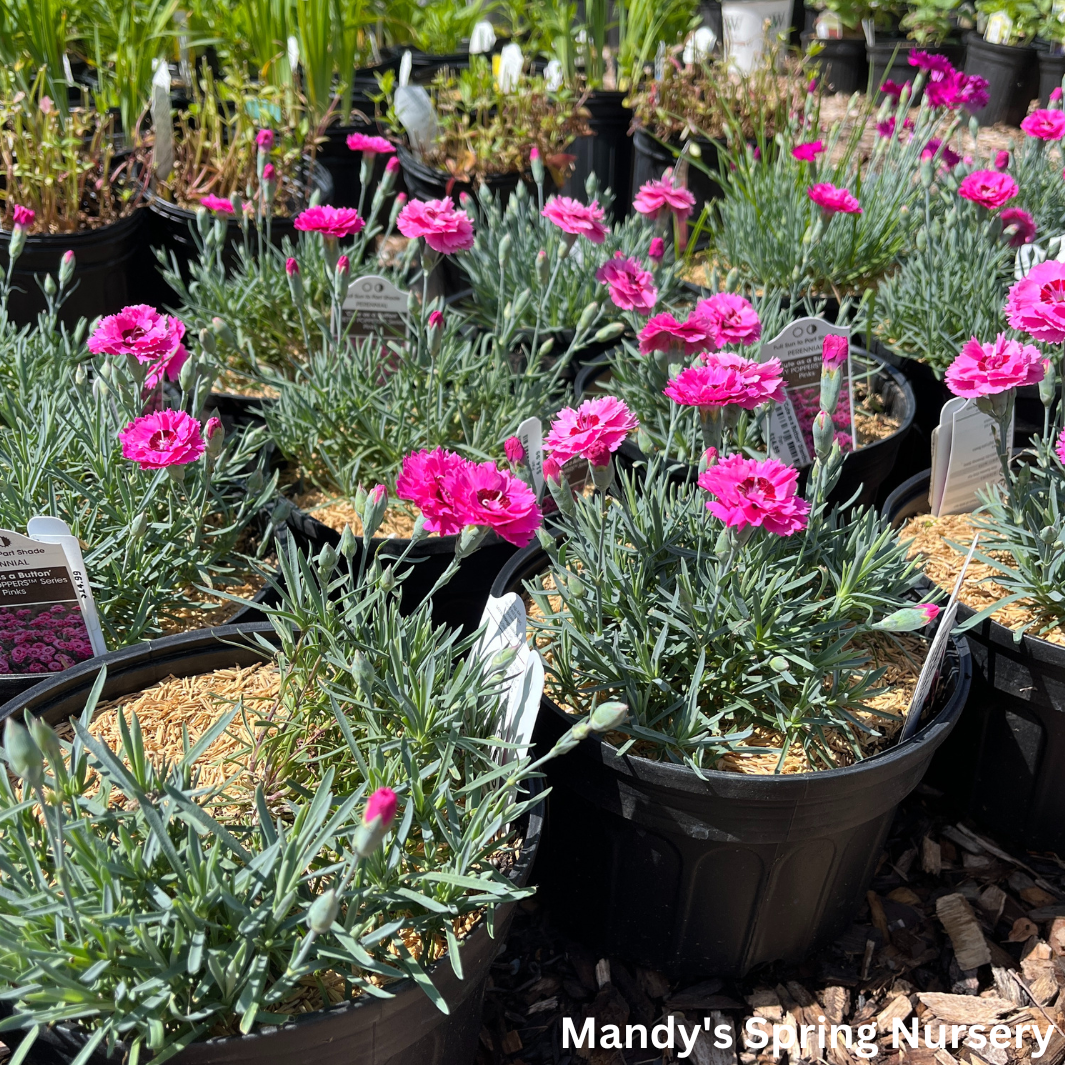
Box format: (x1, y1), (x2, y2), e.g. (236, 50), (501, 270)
(344, 275), (410, 339)
(761, 317), (854, 469)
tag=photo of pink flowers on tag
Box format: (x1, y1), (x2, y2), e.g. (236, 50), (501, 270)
(789, 380), (855, 456)
(0, 601), (94, 675)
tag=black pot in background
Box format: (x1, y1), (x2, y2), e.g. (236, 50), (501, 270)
(802, 33), (870, 94)
(0, 209), (146, 329)
(410, 49), (471, 85)
(575, 347), (917, 511)
(0, 624), (542, 1065)
(493, 544), (970, 977)
(396, 143), (527, 207)
(314, 121), (396, 210)
(630, 128), (722, 216)
(1034, 39), (1065, 105)
(963, 31), (1038, 127)
(883, 470), (1065, 855)
(561, 91), (635, 220)
(145, 161), (334, 306)
(283, 506), (519, 636)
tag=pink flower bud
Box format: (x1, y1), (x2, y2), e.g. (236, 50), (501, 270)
(530, 146), (540, 161)
(396, 193), (407, 206)
(256, 128), (275, 152)
(504, 436), (525, 464)
(428, 309), (444, 329)
(386, 156), (400, 174)
(703, 446), (718, 467)
(364, 786), (397, 827)
(337, 254), (350, 274)
(1053, 87), (1063, 103)
(369, 483), (386, 505)
(459, 191), (472, 208)
(648, 236), (665, 263)
(543, 454), (561, 483)
(62, 249), (74, 266)
(205, 416), (222, 440)
(262, 163), (276, 183)
(995, 149), (1011, 170)
(11, 204), (34, 228)
(286, 257), (299, 276)
(919, 604), (940, 623)
(822, 334), (848, 369)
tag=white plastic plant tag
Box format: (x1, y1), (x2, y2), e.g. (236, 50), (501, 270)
(1015, 233), (1064, 278)
(497, 43), (524, 92)
(394, 84), (438, 156)
(985, 11), (1013, 43)
(476, 593), (543, 764)
(399, 49), (412, 87)
(762, 317), (853, 469)
(151, 60), (174, 180)
(861, 17), (876, 45)
(63, 53), (75, 87)
(287, 35), (300, 72)
(344, 275), (410, 339)
(683, 26), (716, 63)
(469, 19), (497, 54)
(815, 12), (844, 38)
(0, 527), (106, 679)
(516, 416), (545, 497)
(900, 535), (978, 743)
(26, 517), (107, 655)
(544, 59), (563, 91)
(930, 398), (1011, 516)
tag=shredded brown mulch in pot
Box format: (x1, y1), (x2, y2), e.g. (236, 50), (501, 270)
(898, 514), (1065, 648)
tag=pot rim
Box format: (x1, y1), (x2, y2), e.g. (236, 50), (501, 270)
(0, 621), (544, 1054)
(493, 542), (970, 793)
(0, 207), (145, 247)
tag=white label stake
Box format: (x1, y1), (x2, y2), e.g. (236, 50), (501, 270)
(900, 534), (979, 742)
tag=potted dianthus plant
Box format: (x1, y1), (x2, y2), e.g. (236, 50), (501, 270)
(884, 250), (1065, 858)
(242, 190), (582, 632)
(0, 264), (276, 709)
(0, 498), (624, 1064)
(0, 71), (150, 326)
(460, 165), (687, 363)
(162, 147), (403, 389)
(492, 352), (970, 977)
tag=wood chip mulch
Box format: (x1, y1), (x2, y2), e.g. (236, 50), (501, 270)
(478, 786), (1065, 1065)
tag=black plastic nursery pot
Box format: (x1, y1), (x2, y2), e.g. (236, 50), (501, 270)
(283, 505), (520, 636)
(963, 31), (1039, 127)
(1035, 40), (1065, 106)
(560, 91), (635, 220)
(145, 160), (334, 299)
(630, 129), (722, 216)
(0, 209), (147, 329)
(492, 544), (971, 977)
(574, 347), (916, 510)
(396, 144), (527, 208)
(884, 470), (1065, 855)
(0, 624), (543, 1065)
(802, 34), (869, 95)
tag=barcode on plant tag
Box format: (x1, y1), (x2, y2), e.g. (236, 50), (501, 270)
(768, 398), (812, 468)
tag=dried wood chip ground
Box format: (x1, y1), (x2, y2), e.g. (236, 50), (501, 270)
(476, 787), (1065, 1065)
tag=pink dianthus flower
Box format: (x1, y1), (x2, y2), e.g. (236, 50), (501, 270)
(698, 454), (810, 536)
(544, 397), (638, 467)
(119, 409), (206, 469)
(397, 197), (475, 254)
(664, 354), (785, 411)
(945, 335), (1046, 398)
(595, 253), (658, 312)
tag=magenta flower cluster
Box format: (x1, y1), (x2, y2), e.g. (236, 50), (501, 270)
(0, 603), (93, 675)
